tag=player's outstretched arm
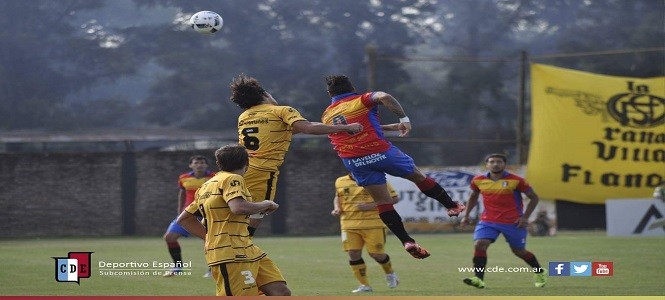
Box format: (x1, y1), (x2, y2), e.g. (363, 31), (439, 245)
(228, 197), (279, 216)
(371, 92), (411, 137)
(381, 123), (400, 131)
(292, 120), (362, 135)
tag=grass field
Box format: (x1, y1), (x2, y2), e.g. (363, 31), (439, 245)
(1, 231), (663, 296)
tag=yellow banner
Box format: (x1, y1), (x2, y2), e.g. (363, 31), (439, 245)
(527, 64), (665, 204)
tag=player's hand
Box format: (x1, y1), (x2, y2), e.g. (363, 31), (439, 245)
(460, 216), (470, 228)
(261, 201), (279, 215)
(346, 123), (363, 134)
(331, 208), (341, 216)
(516, 216), (528, 228)
(398, 121), (411, 137)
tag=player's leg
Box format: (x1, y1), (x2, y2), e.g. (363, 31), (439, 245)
(366, 228), (398, 288)
(504, 226), (546, 287)
(463, 222), (497, 288)
(244, 169), (278, 236)
(382, 146), (465, 216)
(343, 230), (371, 291)
(163, 219), (187, 277)
(344, 154), (428, 259)
(212, 262), (260, 296)
(363, 184), (429, 259)
(256, 256), (291, 296)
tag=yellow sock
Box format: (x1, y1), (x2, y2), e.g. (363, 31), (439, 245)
(350, 260), (370, 286)
(378, 255), (394, 274)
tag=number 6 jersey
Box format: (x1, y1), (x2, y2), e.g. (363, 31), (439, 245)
(237, 104), (306, 172)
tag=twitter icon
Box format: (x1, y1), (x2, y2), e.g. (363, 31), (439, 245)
(570, 262), (592, 276)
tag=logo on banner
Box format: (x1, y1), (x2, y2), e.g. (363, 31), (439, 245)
(546, 81), (665, 128)
(53, 252), (93, 284)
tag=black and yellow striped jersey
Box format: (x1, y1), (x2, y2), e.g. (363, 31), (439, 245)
(335, 175), (398, 230)
(237, 104), (307, 172)
(186, 172), (266, 266)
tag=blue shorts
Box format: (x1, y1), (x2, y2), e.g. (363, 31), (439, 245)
(341, 146), (415, 186)
(473, 221), (527, 249)
(165, 218), (191, 237)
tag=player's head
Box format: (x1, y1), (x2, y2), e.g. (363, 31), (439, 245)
(215, 144), (249, 172)
(484, 153), (507, 173)
(230, 73), (268, 109)
(188, 155), (209, 171)
(325, 74), (355, 97)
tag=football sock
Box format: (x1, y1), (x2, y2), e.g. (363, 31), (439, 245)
(519, 251), (543, 273)
(350, 258), (370, 286)
(166, 241), (182, 264)
(377, 204), (414, 245)
(247, 226), (257, 237)
(376, 255), (394, 274)
(416, 177), (457, 208)
(473, 250), (487, 280)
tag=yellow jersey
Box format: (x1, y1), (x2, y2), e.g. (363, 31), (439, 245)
(237, 104), (307, 172)
(335, 175), (398, 230)
(186, 172), (266, 266)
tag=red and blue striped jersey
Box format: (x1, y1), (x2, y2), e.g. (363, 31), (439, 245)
(178, 170), (215, 208)
(321, 92), (392, 158)
(470, 172), (532, 224)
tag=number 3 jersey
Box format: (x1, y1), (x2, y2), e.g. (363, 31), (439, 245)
(321, 92), (392, 158)
(186, 172), (266, 266)
(237, 104), (306, 172)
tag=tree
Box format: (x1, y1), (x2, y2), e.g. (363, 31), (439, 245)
(0, 0), (142, 130)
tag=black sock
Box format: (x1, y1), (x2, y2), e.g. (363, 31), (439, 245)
(473, 255), (487, 280)
(166, 242), (182, 264)
(378, 210), (414, 245)
(418, 179), (456, 208)
(248, 226), (257, 237)
(521, 252), (543, 273)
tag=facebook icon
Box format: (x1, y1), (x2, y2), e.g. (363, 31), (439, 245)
(549, 262), (570, 276)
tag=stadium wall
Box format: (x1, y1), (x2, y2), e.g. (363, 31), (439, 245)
(0, 147), (597, 238)
(0, 148), (347, 237)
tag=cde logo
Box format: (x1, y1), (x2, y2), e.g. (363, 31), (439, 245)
(53, 252), (93, 284)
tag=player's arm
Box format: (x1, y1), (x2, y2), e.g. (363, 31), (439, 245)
(176, 207), (205, 239)
(227, 197), (279, 216)
(370, 92), (411, 137)
(460, 190), (480, 226)
(331, 195), (342, 216)
(292, 120), (362, 135)
(177, 188), (185, 213)
(518, 189), (540, 228)
(380, 123), (400, 131)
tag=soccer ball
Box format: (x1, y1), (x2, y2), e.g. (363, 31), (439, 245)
(189, 11), (223, 34)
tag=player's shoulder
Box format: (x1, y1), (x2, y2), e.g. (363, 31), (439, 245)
(274, 105), (302, 114)
(179, 172), (194, 179)
(472, 174), (489, 180)
(222, 173), (245, 183)
(335, 175), (350, 183)
(504, 172), (524, 180)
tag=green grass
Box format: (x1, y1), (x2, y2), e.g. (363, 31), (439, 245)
(0, 231), (663, 296)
